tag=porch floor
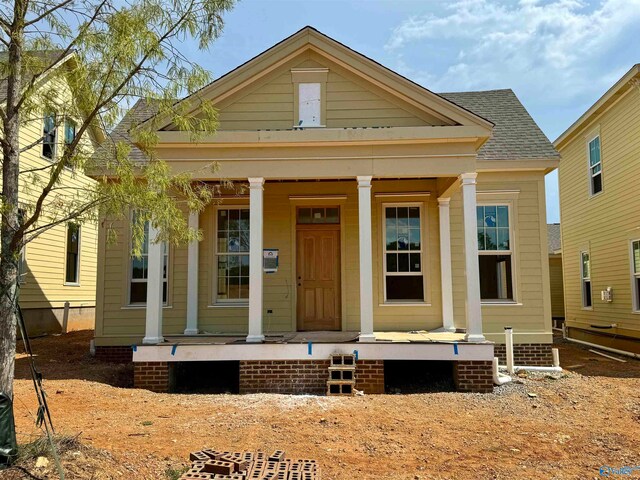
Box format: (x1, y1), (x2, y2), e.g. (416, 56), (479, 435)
(163, 330), (466, 345)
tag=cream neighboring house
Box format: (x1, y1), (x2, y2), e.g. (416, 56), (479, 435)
(1, 51), (101, 334)
(555, 64), (640, 356)
(547, 223), (564, 327)
(93, 27), (559, 393)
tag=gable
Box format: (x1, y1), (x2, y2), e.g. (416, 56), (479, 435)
(201, 54), (446, 131)
(155, 27), (492, 133)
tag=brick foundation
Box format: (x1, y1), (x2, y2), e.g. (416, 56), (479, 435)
(493, 343), (553, 366)
(239, 360), (330, 394)
(134, 362), (171, 393)
(453, 360), (493, 393)
(239, 359), (386, 395)
(95, 345), (133, 363)
(355, 360), (385, 394)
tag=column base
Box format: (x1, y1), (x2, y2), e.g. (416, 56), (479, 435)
(142, 336), (164, 345)
(358, 333), (376, 342)
(464, 332), (486, 343)
(183, 328), (199, 335)
(246, 334), (265, 343)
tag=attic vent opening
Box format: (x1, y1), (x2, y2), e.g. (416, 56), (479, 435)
(299, 83), (321, 126)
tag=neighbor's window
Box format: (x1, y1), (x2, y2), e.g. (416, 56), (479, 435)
(477, 205), (513, 301)
(216, 208), (250, 302)
(129, 214), (168, 305)
(631, 241), (640, 311)
(298, 82), (321, 126)
(383, 205), (424, 302)
(42, 113), (56, 159)
(64, 119), (76, 146)
(581, 251), (592, 308)
(588, 135), (603, 195)
(65, 222), (80, 284)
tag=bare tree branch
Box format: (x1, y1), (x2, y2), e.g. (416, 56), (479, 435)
(24, 0), (75, 27)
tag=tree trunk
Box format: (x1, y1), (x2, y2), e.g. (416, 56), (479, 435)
(0, 30), (22, 401)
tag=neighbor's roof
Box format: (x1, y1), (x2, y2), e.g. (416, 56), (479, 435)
(0, 50), (70, 103)
(105, 88), (558, 165)
(547, 223), (561, 254)
(440, 89), (559, 161)
(554, 63), (640, 149)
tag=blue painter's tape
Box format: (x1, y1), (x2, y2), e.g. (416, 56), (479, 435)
(171, 344), (177, 356)
(453, 343), (459, 355)
(353, 350), (359, 361)
(131, 345), (137, 352)
(308, 342), (312, 355)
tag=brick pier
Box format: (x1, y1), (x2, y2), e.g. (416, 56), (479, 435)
(453, 360), (494, 393)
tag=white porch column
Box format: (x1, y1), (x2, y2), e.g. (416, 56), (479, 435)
(438, 197), (456, 333)
(184, 211), (199, 335)
(357, 175), (376, 342)
(246, 177), (265, 343)
(142, 222), (164, 344)
(460, 173), (485, 342)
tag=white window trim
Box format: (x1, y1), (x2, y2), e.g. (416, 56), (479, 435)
(631, 240), (640, 313)
(127, 213), (169, 307)
(477, 202), (517, 304)
(63, 222), (81, 286)
(580, 251), (592, 310)
(212, 205), (250, 306)
(587, 133), (603, 197)
(381, 202), (427, 304)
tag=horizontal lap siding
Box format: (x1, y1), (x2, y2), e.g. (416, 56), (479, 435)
(450, 172), (551, 342)
(549, 256), (565, 318)
(214, 55), (434, 132)
(16, 75), (98, 310)
(558, 86), (640, 339)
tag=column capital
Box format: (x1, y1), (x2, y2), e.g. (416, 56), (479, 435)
(248, 177), (265, 188)
(459, 172), (478, 185)
(437, 197), (451, 206)
(356, 175), (373, 187)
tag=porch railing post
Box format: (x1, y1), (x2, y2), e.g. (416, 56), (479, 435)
(247, 177), (265, 343)
(438, 197), (456, 332)
(357, 175), (376, 342)
(184, 210), (199, 335)
(142, 221), (165, 344)
(460, 173), (485, 342)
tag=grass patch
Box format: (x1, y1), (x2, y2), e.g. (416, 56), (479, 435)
(17, 433), (82, 463)
(165, 465), (189, 480)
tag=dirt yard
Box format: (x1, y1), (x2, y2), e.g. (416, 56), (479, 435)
(5, 331), (640, 479)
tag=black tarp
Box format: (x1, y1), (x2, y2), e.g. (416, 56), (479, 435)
(0, 393), (17, 467)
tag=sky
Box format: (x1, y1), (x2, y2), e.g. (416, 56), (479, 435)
(180, 0), (640, 223)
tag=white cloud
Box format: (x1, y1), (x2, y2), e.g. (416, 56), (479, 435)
(385, 0), (640, 100)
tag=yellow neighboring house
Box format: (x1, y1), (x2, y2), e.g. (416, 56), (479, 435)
(555, 64), (640, 356)
(1, 51), (101, 335)
(547, 223), (564, 327)
(93, 27), (559, 393)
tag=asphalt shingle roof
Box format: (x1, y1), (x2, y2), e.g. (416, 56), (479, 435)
(547, 223), (562, 254)
(0, 50), (68, 103)
(439, 89), (559, 161)
(103, 89), (558, 165)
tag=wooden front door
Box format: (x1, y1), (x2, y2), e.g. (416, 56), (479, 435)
(296, 226), (341, 331)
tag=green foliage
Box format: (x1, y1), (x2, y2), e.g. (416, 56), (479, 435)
(165, 465), (190, 480)
(0, 0), (237, 255)
(17, 434), (81, 463)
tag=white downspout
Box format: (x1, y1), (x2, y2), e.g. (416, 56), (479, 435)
(493, 357), (511, 385)
(505, 326), (515, 375)
(501, 327), (563, 373)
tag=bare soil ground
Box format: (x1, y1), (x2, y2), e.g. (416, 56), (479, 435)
(5, 330), (640, 479)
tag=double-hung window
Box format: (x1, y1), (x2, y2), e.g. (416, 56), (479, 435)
(65, 222), (81, 284)
(42, 113), (56, 159)
(216, 208), (250, 303)
(581, 252), (592, 308)
(588, 135), (603, 195)
(631, 241), (640, 311)
(383, 205), (424, 302)
(477, 205), (514, 301)
(129, 215), (168, 305)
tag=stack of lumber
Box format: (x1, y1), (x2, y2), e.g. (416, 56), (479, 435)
(181, 449), (320, 479)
